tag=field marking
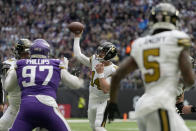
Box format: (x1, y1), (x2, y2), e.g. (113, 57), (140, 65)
(68, 119), (89, 123)
(68, 119), (196, 131)
(189, 126), (196, 129)
(109, 127), (138, 131)
(186, 120), (196, 122)
(67, 119), (137, 123)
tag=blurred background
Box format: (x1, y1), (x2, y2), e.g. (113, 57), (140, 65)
(1, 0), (196, 119)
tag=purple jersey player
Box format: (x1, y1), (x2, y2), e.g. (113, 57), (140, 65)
(4, 39), (84, 131)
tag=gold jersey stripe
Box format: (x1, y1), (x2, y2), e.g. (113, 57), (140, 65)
(101, 121), (106, 127)
(113, 65), (119, 69)
(158, 109), (170, 131)
(8, 59), (14, 62)
(59, 66), (65, 69)
(178, 38), (191, 47)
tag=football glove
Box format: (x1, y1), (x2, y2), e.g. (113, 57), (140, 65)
(63, 57), (69, 70)
(176, 102), (184, 115)
(105, 101), (120, 123)
(191, 106), (196, 112)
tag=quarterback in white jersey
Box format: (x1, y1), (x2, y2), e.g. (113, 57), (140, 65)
(73, 33), (117, 131)
(0, 39), (31, 131)
(106, 3), (195, 131)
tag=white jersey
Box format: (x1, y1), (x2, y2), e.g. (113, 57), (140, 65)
(89, 55), (117, 101)
(131, 30), (191, 118)
(2, 58), (21, 107)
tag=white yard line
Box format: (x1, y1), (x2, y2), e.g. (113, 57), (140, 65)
(67, 119), (137, 123)
(109, 127), (138, 131)
(67, 119), (89, 123)
(189, 126), (196, 129)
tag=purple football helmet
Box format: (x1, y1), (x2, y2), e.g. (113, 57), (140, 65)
(30, 39), (50, 58)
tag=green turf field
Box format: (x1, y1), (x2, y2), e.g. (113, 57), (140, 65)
(68, 119), (196, 131)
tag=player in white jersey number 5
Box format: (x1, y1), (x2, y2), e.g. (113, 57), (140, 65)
(73, 32), (118, 131)
(105, 3), (195, 131)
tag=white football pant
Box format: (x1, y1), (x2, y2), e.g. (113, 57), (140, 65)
(0, 105), (18, 131)
(88, 99), (108, 131)
(137, 109), (190, 131)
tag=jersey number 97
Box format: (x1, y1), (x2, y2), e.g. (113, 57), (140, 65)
(22, 66), (53, 87)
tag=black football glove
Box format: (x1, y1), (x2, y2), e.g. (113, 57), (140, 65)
(176, 102), (184, 115)
(191, 106), (196, 112)
(105, 101), (120, 123)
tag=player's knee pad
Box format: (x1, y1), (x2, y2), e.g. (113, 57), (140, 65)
(95, 127), (107, 131)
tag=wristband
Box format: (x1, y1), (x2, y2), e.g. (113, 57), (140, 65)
(97, 73), (104, 78)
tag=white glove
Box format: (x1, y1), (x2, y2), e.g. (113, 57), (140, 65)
(63, 57), (69, 70)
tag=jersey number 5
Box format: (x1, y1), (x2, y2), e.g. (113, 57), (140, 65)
(143, 48), (160, 83)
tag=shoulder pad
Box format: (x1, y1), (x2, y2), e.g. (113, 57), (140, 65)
(2, 63), (11, 70)
(132, 36), (147, 48)
(3, 58), (16, 64)
(132, 38), (142, 46)
(58, 58), (68, 70)
(113, 65), (119, 70)
(110, 64), (118, 74)
(130, 37), (145, 56)
(172, 30), (190, 39)
(171, 30), (191, 47)
(59, 61), (66, 69)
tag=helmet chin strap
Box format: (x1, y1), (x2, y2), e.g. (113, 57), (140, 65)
(95, 55), (105, 62)
(95, 56), (111, 67)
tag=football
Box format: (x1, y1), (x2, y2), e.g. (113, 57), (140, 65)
(68, 22), (84, 34)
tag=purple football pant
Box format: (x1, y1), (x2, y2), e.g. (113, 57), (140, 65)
(9, 96), (71, 131)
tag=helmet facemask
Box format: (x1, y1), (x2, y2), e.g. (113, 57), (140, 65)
(96, 42), (117, 62)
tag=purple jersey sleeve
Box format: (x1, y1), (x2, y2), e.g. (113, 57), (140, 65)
(16, 59), (62, 99)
